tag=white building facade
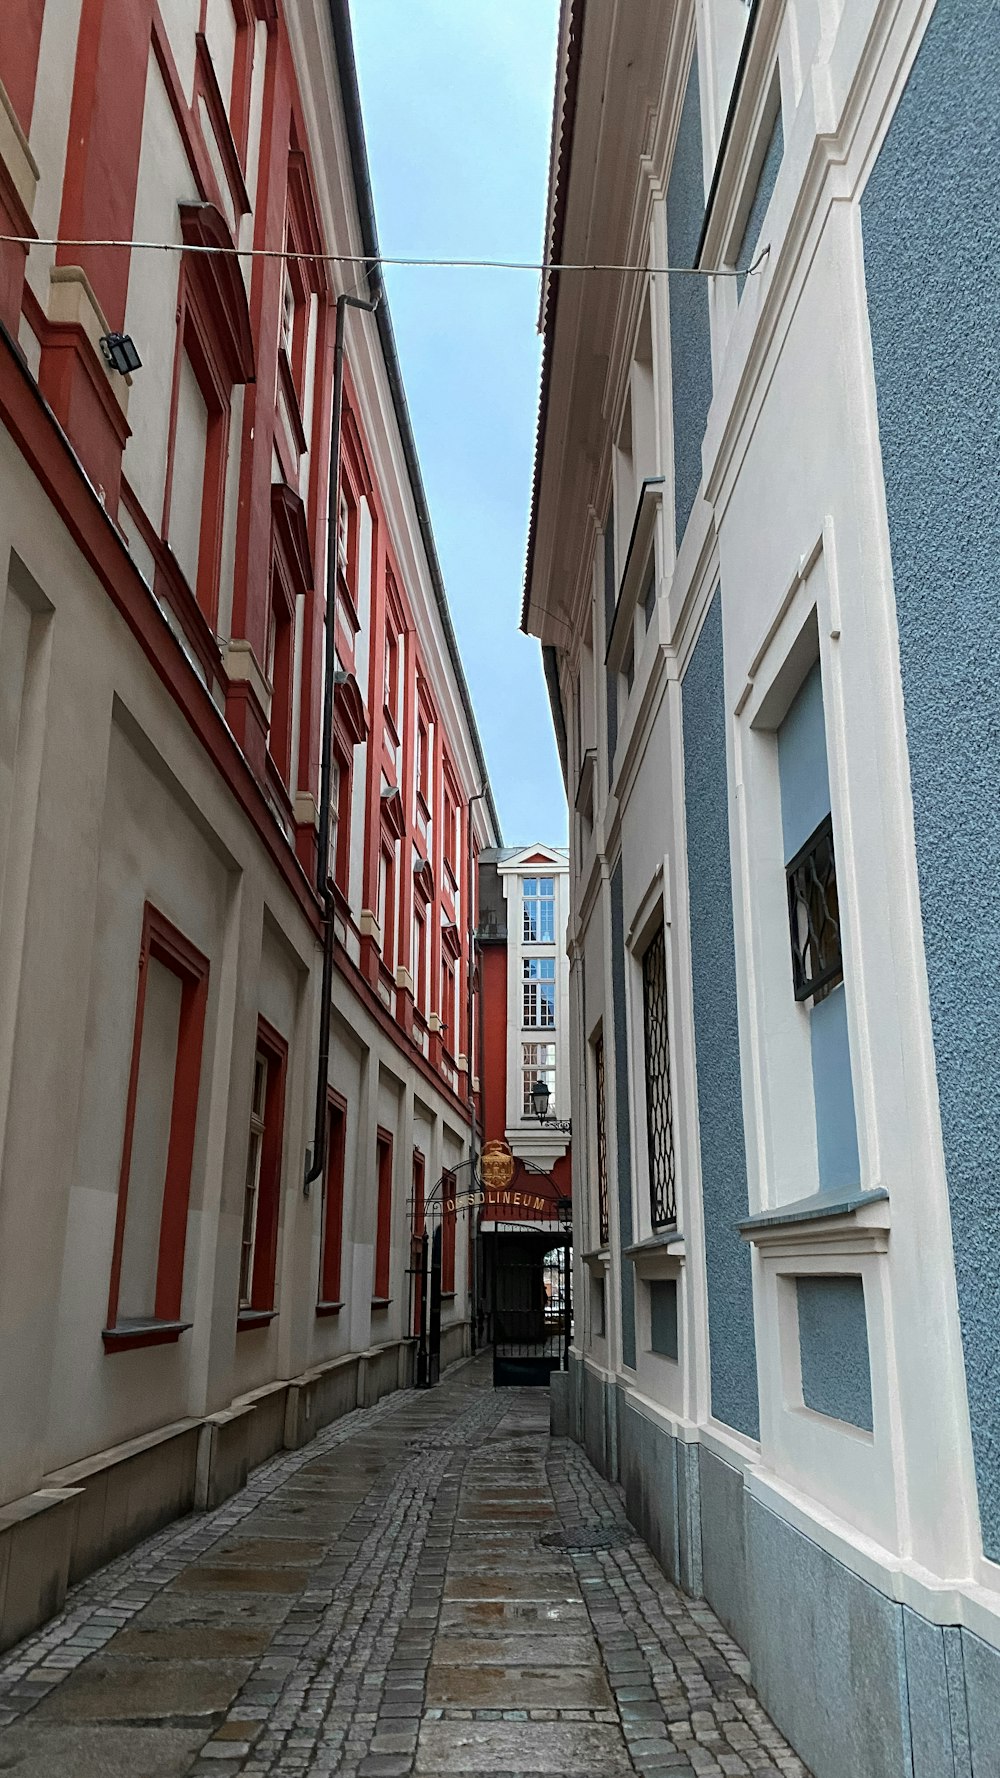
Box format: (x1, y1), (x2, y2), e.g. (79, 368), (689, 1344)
(524, 3), (1000, 1775)
(479, 846), (571, 1180)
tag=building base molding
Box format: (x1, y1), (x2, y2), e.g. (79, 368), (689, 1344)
(562, 1354), (1000, 1778)
(0, 1332), (451, 1656)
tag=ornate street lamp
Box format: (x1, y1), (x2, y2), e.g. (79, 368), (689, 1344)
(530, 1078), (571, 1133)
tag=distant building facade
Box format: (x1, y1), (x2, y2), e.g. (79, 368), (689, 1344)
(524, 3), (1000, 1775)
(478, 846), (571, 1197)
(0, 0), (497, 1651)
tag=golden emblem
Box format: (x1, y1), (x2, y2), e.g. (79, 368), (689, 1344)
(479, 1140), (515, 1193)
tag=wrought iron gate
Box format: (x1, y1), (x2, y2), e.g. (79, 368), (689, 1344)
(488, 1220), (571, 1387)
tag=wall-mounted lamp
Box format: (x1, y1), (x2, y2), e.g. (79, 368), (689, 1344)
(530, 1078), (571, 1133)
(99, 333), (142, 375)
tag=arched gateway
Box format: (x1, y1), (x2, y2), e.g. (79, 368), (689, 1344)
(409, 1145), (572, 1388)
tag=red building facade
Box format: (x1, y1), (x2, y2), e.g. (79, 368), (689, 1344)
(0, 0), (497, 1653)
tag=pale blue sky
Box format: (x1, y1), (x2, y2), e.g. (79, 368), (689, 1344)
(350, 0), (567, 846)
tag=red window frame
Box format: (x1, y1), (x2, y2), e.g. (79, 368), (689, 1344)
(237, 1016), (288, 1326)
(374, 1127), (393, 1302)
(332, 745), (352, 894)
(378, 843), (397, 972)
(318, 1091), (347, 1312)
(267, 553), (295, 786)
(162, 306), (231, 627)
(105, 904), (210, 1351)
(441, 1168), (457, 1295)
(413, 908), (427, 1012)
(411, 1148), (425, 1336)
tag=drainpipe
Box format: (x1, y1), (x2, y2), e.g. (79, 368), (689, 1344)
(304, 290), (378, 1195)
(466, 788), (487, 1344)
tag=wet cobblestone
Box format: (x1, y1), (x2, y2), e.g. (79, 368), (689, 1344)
(0, 1359), (810, 1776)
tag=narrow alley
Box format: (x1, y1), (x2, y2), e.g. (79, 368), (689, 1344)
(0, 1362), (807, 1778)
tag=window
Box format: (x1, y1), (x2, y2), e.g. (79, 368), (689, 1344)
(384, 624), (399, 726)
(374, 1129), (393, 1301)
(411, 1148), (426, 1335)
(238, 1020), (288, 1319)
(442, 955), (456, 1051)
(329, 750), (352, 893)
(441, 1168), (456, 1294)
(594, 1035), (609, 1247)
(266, 567), (294, 785)
(623, 636), (635, 698)
(522, 1042), (556, 1116)
(338, 488), (351, 584)
(318, 1095), (346, 1310)
(523, 957), (556, 1028)
(641, 922), (676, 1228)
(106, 906), (210, 1348)
(413, 909), (428, 1012)
(377, 846), (396, 968)
(787, 814), (842, 1005)
(522, 876), (555, 943)
(642, 564), (657, 630)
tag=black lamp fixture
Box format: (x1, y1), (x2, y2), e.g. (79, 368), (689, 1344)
(530, 1077), (571, 1133)
(530, 1078), (551, 1122)
(99, 332), (142, 375)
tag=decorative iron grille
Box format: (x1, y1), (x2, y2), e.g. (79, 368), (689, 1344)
(595, 1036), (609, 1247)
(641, 923), (676, 1228)
(786, 814), (842, 1004)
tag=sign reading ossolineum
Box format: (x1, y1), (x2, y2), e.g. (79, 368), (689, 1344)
(441, 1188), (555, 1214)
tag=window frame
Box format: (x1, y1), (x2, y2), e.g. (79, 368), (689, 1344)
(522, 1040), (557, 1117)
(104, 904), (210, 1352)
(317, 1091), (347, 1313)
(640, 921), (677, 1231)
(440, 1167), (457, 1296)
(236, 1016), (288, 1326)
(522, 956), (556, 1029)
(374, 1127), (393, 1303)
(522, 876), (556, 945)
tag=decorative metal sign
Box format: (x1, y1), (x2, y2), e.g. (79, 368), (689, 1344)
(479, 1139), (515, 1193)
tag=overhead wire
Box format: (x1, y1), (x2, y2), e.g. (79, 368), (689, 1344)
(0, 234), (770, 279)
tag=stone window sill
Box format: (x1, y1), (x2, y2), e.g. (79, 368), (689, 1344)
(739, 1187), (890, 1256)
(236, 1308), (278, 1331)
(102, 1319), (191, 1353)
(622, 1229), (685, 1279)
(315, 1300), (344, 1318)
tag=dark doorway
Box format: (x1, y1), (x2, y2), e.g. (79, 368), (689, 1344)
(487, 1220), (571, 1386)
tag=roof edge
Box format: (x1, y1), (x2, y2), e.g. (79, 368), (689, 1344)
(329, 0), (502, 844)
(521, 0), (587, 639)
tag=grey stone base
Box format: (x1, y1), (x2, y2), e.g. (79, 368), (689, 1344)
(1, 1334), (424, 1655)
(556, 1356), (1000, 1778)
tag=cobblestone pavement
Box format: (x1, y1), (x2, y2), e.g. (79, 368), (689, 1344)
(0, 1357), (811, 1776)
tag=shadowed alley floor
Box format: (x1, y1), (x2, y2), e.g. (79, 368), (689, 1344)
(0, 1357), (809, 1776)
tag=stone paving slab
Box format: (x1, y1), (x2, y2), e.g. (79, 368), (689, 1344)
(0, 1356), (812, 1778)
(0, 1723), (207, 1776)
(415, 1719), (634, 1773)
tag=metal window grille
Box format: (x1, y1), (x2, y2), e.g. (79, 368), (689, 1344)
(641, 923), (677, 1228)
(786, 814), (843, 1004)
(595, 1036), (609, 1247)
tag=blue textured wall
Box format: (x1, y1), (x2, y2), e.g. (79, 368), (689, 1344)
(682, 593), (759, 1437)
(649, 1279), (679, 1359)
(862, 6), (1000, 1558)
(736, 99), (783, 298)
(777, 663), (830, 859)
(667, 52), (713, 550)
(797, 1276), (873, 1431)
(610, 860), (636, 1368)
